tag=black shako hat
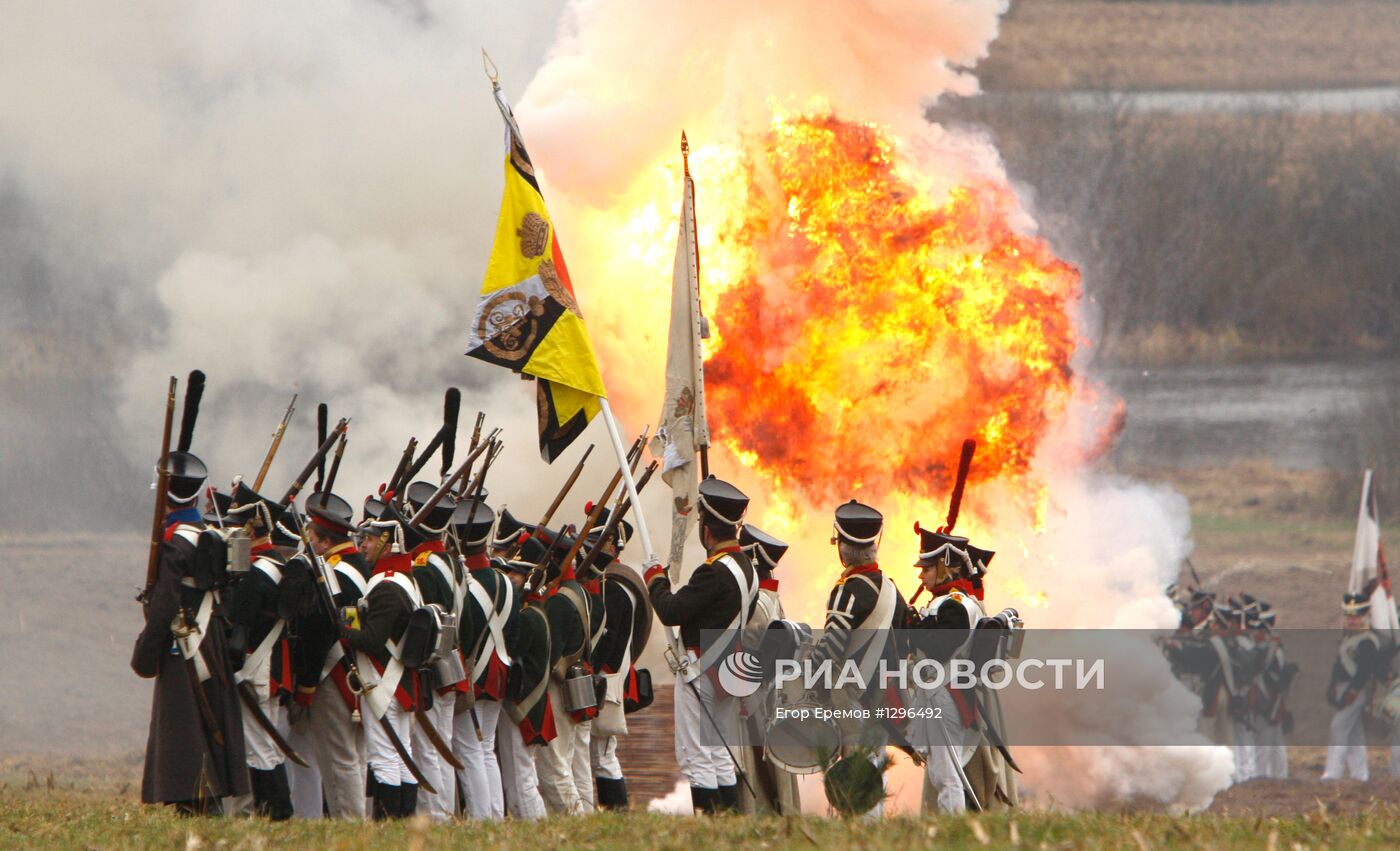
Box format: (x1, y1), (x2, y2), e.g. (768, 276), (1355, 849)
(913, 522), (969, 568)
(967, 544), (996, 573)
(453, 499), (496, 549)
(740, 524), (789, 571)
(1343, 592), (1372, 616)
(833, 500), (882, 545)
(406, 480), (457, 533)
(202, 488), (233, 525)
(584, 504), (634, 550)
(272, 506), (305, 548)
(163, 450), (209, 504)
(491, 507), (534, 549)
(698, 476), (748, 526)
(361, 495), (388, 526)
(226, 479), (286, 532)
(305, 491), (356, 535)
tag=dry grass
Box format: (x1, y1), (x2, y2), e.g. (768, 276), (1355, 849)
(985, 0), (1400, 91)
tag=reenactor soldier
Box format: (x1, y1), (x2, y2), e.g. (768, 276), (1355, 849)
(453, 499), (516, 820)
(342, 504), (423, 819)
(584, 507), (651, 811)
(535, 525), (597, 814)
(812, 500), (909, 818)
(221, 480), (297, 820)
(499, 535), (556, 820)
(489, 507), (533, 559)
(735, 524), (801, 815)
(403, 481), (465, 822)
(647, 476), (758, 815)
(1247, 605), (1292, 779)
(270, 507), (325, 818)
(132, 450), (250, 813)
(1322, 593), (1384, 781)
(290, 492), (370, 819)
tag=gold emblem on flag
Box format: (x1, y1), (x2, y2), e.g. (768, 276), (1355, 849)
(517, 213), (550, 259)
(478, 290), (545, 362)
(539, 260), (582, 317)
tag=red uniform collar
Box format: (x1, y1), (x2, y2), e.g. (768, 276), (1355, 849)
(410, 540), (446, 557)
(373, 552), (412, 577)
(583, 578), (602, 594)
(251, 540), (277, 556)
(464, 552), (490, 571)
(928, 578), (976, 599)
(842, 562), (880, 578)
(706, 542), (742, 562)
(325, 541), (359, 559)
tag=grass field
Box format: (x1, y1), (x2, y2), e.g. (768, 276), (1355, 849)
(985, 0), (1400, 91)
(3, 786), (1399, 850)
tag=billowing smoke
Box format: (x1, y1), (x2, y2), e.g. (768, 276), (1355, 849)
(3, 0), (1231, 808)
(512, 0), (1232, 811)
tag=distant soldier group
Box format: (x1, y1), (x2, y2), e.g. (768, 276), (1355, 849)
(1165, 583), (1400, 782)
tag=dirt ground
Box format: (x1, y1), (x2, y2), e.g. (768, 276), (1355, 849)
(984, 0), (1400, 91)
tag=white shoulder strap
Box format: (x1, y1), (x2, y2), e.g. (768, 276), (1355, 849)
(694, 555), (757, 674)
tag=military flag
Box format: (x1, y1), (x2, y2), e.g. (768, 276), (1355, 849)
(1348, 469), (1400, 631)
(650, 132), (711, 577)
(466, 81), (606, 462)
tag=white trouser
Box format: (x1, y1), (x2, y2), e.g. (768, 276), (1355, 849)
(364, 701), (412, 786)
(309, 686), (366, 819)
(591, 734), (622, 781)
(243, 686), (285, 771)
(411, 692), (457, 821)
(285, 711), (322, 818)
(1253, 720), (1288, 779)
(1322, 695), (1369, 781)
(913, 686), (971, 813)
(674, 673), (739, 789)
(497, 714), (547, 820)
(454, 698), (505, 819)
(1231, 718), (1257, 782)
(536, 680), (592, 813)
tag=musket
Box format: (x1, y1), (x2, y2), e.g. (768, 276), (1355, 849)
(407, 431), (502, 527)
(401, 388), (462, 486)
(455, 412), (487, 498)
(386, 437), (418, 500)
(1185, 557), (1204, 589)
(313, 403), (328, 492)
(500, 444), (594, 561)
(142, 376), (178, 603)
(295, 512), (436, 791)
(252, 393), (297, 492)
(536, 444), (595, 530)
(554, 432), (646, 579)
(279, 417), (349, 507)
(319, 430), (348, 506)
(578, 460), (658, 568)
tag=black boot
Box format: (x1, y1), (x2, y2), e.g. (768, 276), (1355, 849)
(717, 783), (739, 813)
(689, 785), (720, 815)
(596, 777), (629, 810)
(372, 783), (399, 821)
(265, 764), (294, 821)
(399, 781), (419, 818)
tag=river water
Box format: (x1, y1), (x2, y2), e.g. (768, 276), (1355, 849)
(1099, 357), (1400, 469)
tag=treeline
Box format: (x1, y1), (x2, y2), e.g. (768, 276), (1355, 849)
(932, 99), (1400, 363)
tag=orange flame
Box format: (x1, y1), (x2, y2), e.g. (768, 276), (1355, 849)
(703, 113), (1082, 509)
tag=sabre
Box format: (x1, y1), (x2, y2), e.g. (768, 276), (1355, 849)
(252, 393), (297, 492)
(937, 716), (981, 811)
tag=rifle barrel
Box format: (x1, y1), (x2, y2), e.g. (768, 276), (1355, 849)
(143, 376), (179, 599)
(535, 443), (595, 530)
(280, 418), (349, 507)
(253, 393), (297, 492)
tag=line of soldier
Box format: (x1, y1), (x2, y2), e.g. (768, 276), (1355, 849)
(1164, 585), (1400, 782)
(132, 394), (1030, 821)
(1164, 588), (1292, 781)
(133, 438), (657, 820)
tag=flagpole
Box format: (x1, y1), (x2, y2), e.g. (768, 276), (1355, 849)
(597, 398), (687, 661)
